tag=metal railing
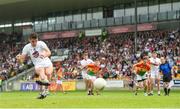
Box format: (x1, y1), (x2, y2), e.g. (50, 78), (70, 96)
(2, 67), (35, 91)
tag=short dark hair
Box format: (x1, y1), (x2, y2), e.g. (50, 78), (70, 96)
(29, 32), (38, 39)
(152, 51), (157, 54)
(83, 53), (88, 56)
(140, 52), (148, 59)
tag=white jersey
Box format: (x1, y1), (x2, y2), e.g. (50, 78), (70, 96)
(149, 57), (161, 73)
(80, 59), (94, 68)
(22, 41), (52, 67)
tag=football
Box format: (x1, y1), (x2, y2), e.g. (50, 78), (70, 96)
(94, 78), (107, 90)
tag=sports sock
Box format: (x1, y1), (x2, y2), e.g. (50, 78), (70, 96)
(164, 88), (167, 95)
(167, 88), (171, 95)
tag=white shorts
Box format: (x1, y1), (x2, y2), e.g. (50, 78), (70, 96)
(150, 70), (160, 79)
(136, 73), (148, 82)
(82, 70), (96, 81)
(86, 75), (96, 81)
(35, 61), (53, 68)
(56, 80), (63, 84)
(82, 70), (88, 79)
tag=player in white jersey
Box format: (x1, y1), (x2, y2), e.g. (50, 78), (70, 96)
(149, 52), (161, 96)
(16, 32), (53, 99)
(80, 53), (95, 95)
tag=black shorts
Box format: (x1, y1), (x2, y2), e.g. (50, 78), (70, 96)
(163, 75), (172, 82)
(137, 79), (147, 82)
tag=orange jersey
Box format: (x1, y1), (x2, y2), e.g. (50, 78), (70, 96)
(133, 60), (151, 73)
(56, 67), (63, 79)
(87, 64), (100, 74)
(173, 65), (180, 73)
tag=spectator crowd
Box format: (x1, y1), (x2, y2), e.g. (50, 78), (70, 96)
(45, 30), (180, 80)
(0, 30), (179, 80)
(0, 38), (32, 80)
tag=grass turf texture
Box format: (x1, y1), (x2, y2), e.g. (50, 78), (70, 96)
(0, 90), (179, 108)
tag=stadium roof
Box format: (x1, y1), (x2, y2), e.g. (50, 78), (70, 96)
(0, 0), (141, 23)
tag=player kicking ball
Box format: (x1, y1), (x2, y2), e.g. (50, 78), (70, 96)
(16, 32), (53, 99)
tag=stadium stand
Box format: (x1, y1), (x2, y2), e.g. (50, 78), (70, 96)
(0, 33), (33, 80)
(0, 29), (179, 81)
(43, 30), (180, 80)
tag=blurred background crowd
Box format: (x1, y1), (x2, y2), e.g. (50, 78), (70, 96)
(0, 30), (179, 81)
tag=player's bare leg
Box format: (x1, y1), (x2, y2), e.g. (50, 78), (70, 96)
(84, 79), (88, 90)
(35, 67), (50, 99)
(36, 67), (49, 84)
(134, 85), (139, 95)
(90, 80), (94, 95)
(143, 80), (148, 96)
(157, 78), (161, 96)
(86, 79), (94, 95)
(148, 78), (154, 96)
(44, 65), (53, 95)
(134, 82), (142, 95)
(87, 80), (91, 95)
(83, 78), (89, 95)
(58, 84), (66, 94)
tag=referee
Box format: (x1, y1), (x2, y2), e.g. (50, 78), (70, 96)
(159, 57), (172, 96)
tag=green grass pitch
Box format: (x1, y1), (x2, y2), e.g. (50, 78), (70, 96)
(0, 90), (180, 108)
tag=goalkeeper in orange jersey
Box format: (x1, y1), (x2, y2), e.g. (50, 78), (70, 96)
(54, 61), (66, 94)
(133, 52), (151, 96)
